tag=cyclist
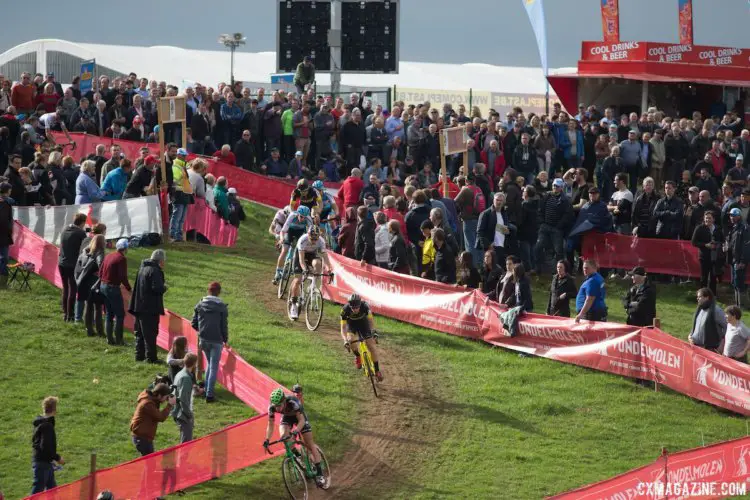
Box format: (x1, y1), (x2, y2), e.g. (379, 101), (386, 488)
(274, 205), (313, 285)
(340, 293), (383, 381)
(289, 226), (331, 319)
(289, 179), (322, 215)
(263, 387), (325, 487)
(313, 180), (339, 244)
(269, 205), (292, 247)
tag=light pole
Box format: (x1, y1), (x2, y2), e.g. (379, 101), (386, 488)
(218, 33), (246, 87)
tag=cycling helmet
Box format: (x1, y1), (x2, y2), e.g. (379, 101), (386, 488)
(283, 205), (292, 215)
(96, 492), (114, 500)
(348, 293), (362, 307)
(270, 387), (285, 406)
(297, 205), (311, 217)
(297, 178), (309, 191)
(308, 226), (321, 238)
(312, 180), (324, 190)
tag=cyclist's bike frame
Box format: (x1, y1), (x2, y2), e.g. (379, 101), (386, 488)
(264, 430), (331, 500)
(277, 236), (300, 299)
(318, 216), (339, 253)
(288, 270), (334, 331)
(347, 332), (380, 397)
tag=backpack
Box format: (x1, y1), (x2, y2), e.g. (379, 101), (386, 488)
(469, 185), (486, 216)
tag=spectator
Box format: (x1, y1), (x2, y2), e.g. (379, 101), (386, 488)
(695, 166), (719, 200)
(631, 177), (660, 238)
(619, 129), (642, 193)
(691, 210), (724, 295)
(535, 178), (573, 274)
(261, 147), (288, 177)
(417, 161), (437, 188)
(293, 100), (313, 165)
(726, 155), (748, 198)
(547, 260), (577, 317)
(432, 227), (456, 284)
(128, 249), (167, 364)
(213, 176), (230, 221)
(683, 186), (701, 240)
(337, 206), (358, 259)
(58, 213), (87, 322)
(518, 185), (540, 273)
(726, 207), (750, 307)
(387, 220), (409, 274)
(722, 306), (750, 362)
(381, 195), (407, 242)
(227, 188), (245, 228)
(599, 145), (623, 202)
(374, 211), (391, 269)
(477, 192), (512, 264)
(212, 144), (236, 165)
(364, 158), (387, 187)
(457, 251), (481, 289)
(129, 383), (176, 456)
(11, 72), (35, 114)
(480, 249), (504, 296)
(454, 175), (486, 268)
(192, 281), (229, 403)
(623, 267), (657, 327)
(504, 263), (533, 312)
(101, 158), (133, 201)
(405, 190), (432, 272)
(0, 182), (12, 289)
(74, 235), (105, 335)
(512, 133), (537, 185)
(575, 259), (607, 322)
(429, 206), (459, 255)
(171, 353), (203, 443)
(608, 173), (634, 236)
(234, 129), (255, 171)
(31, 396), (64, 494)
(4, 154), (25, 206)
(501, 168), (523, 224)
(281, 100), (297, 161)
(480, 139), (506, 184)
(688, 287), (726, 353)
(341, 108), (366, 171)
(170, 148), (192, 242)
(653, 181), (684, 240)
(354, 206), (376, 265)
(650, 128), (666, 189)
(99, 145), (121, 184)
(167, 336), (189, 382)
(99, 238), (132, 346)
(123, 156), (158, 199)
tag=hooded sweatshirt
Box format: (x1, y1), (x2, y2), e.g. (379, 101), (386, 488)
(337, 207), (357, 258)
(191, 295), (229, 344)
(32, 416), (60, 463)
(355, 212), (376, 263)
(130, 390), (173, 441)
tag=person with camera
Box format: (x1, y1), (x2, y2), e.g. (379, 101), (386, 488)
(129, 383), (176, 456)
(171, 353), (204, 443)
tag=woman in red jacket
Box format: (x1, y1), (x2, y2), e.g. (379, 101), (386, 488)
(36, 83), (60, 113)
(337, 207), (358, 258)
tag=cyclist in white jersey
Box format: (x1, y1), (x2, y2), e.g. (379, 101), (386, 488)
(289, 226), (332, 319)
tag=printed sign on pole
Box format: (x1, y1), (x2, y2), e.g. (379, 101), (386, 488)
(79, 59), (96, 95)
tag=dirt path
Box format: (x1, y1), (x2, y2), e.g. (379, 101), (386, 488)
(254, 279), (453, 498)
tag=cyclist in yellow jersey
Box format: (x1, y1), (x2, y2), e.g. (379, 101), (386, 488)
(340, 293), (383, 381)
(290, 178), (322, 216)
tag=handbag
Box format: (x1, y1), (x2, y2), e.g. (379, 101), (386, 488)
(75, 253), (98, 287)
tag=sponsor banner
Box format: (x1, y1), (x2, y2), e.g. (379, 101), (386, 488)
(581, 40), (750, 68)
(322, 252), (750, 417)
(600, 0), (620, 43)
(489, 92), (554, 117)
(552, 435), (750, 499)
(678, 0), (694, 46)
(583, 231), (700, 278)
(184, 200), (238, 247)
(13, 196), (163, 246)
(79, 59), (95, 95)
(395, 87), (492, 115)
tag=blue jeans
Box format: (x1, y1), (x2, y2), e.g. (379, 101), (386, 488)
(100, 283), (124, 343)
(732, 264), (748, 292)
(0, 245), (8, 276)
(31, 461), (56, 493)
(462, 218), (483, 269)
(170, 203), (188, 241)
(519, 240), (536, 272)
(201, 340), (223, 398)
(535, 224), (564, 274)
(132, 436), (154, 456)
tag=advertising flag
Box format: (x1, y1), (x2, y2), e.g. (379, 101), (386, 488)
(678, 0), (694, 45)
(522, 0), (548, 75)
(600, 0), (620, 43)
(79, 59), (96, 94)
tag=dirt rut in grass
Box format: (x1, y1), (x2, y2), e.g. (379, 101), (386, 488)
(254, 280), (452, 498)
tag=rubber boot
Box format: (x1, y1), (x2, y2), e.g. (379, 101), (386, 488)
(105, 317), (115, 345)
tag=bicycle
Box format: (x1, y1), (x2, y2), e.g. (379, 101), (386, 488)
(288, 270), (334, 331)
(264, 431), (331, 500)
(346, 332), (380, 397)
(277, 238), (298, 299)
(318, 216), (339, 253)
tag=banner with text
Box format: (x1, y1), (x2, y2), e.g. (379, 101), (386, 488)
(678, 0), (694, 46)
(600, 0), (620, 43)
(322, 253), (750, 417)
(581, 40), (749, 68)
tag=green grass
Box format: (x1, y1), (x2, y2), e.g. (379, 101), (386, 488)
(2, 201), (748, 500)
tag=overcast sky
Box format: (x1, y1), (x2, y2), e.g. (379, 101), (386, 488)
(1, 0), (748, 68)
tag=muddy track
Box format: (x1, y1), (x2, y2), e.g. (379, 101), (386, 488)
(253, 277), (452, 499)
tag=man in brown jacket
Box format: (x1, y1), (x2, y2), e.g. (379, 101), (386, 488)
(130, 383), (175, 456)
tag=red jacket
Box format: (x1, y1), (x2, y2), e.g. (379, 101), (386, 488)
(11, 83), (34, 111)
(382, 207), (409, 243)
(432, 180), (460, 199)
(479, 149), (506, 184)
(339, 175), (364, 208)
(212, 150), (236, 166)
(36, 93), (60, 113)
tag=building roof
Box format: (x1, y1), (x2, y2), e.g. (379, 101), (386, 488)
(0, 39), (552, 94)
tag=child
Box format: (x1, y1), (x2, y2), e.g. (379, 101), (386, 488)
(167, 336), (189, 382)
(457, 251), (481, 289)
(420, 219), (435, 279)
(227, 187), (246, 228)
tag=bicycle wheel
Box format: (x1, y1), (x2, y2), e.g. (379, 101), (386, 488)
(281, 457), (308, 500)
(315, 446), (332, 490)
(362, 351), (378, 398)
(278, 259), (292, 299)
(305, 287), (324, 331)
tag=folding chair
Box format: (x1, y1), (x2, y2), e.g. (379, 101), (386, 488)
(8, 262), (34, 291)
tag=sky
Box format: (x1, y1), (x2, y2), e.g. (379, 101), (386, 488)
(1, 0), (749, 69)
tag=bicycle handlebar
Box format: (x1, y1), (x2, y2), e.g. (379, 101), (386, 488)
(264, 431), (300, 454)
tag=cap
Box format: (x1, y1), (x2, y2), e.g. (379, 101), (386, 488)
(144, 155), (157, 166)
(16, 113), (26, 121)
(552, 178), (565, 188)
(628, 266), (647, 277)
(588, 186), (600, 194)
(177, 148), (188, 156)
(609, 123), (618, 129)
(228, 187), (237, 194)
(46, 72), (54, 77)
(405, 155), (414, 161)
(270, 147), (279, 152)
(730, 207), (742, 217)
(115, 238), (129, 250)
(628, 129), (637, 134)
(295, 151), (303, 157)
(688, 186), (700, 193)
(132, 116), (142, 123)
(737, 154), (744, 161)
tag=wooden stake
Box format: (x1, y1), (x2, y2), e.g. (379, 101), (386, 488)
(88, 453), (97, 500)
(439, 132), (448, 196)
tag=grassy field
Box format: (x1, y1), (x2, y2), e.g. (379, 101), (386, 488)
(2, 201), (748, 499)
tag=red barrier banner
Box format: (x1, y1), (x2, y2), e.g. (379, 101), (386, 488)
(185, 200), (237, 247)
(552, 435), (750, 499)
(322, 253), (750, 417)
(205, 159), (296, 208)
(583, 232), (700, 277)
(10, 221), (285, 499)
